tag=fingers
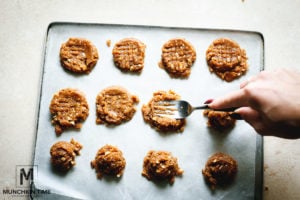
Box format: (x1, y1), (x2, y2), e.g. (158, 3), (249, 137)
(210, 73), (264, 110)
(209, 89), (250, 109)
(240, 76), (256, 89)
(239, 80), (248, 89)
(234, 107), (260, 124)
(235, 107), (300, 139)
(235, 107), (267, 135)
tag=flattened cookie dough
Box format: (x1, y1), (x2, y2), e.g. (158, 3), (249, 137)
(50, 138), (82, 172)
(142, 150), (184, 185)
(49, 88), (89, 135)
(206, 38), (248, 82)
(112, 38), (146, 73)
(203, 110), (236, 131)
(96, 86), (139, 125)
(142, 90), (186, 132)
(160, 38), (196, 78)
(202, 152), (238, 189)
(60, 38), (99, 74)
(91, 145), (126, 179)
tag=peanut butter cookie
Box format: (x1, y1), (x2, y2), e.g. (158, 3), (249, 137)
(60, 38), (99, 73)
(91, 145), (126, 179)
(112, 38), (146, 73)
(206, 38), (248, 82)
(50, 138), (82, 172)
(202, 152), (238, 189)
(160, 38), (196, 78)
(96, 86), (139, 125)
(142, 90), (186, 132)
(142, 150), (184, 185)
(49, 88), (89, 135)
(203, 110), (236, 131)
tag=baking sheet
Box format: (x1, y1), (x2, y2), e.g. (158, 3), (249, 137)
(33, 22), (264, 200)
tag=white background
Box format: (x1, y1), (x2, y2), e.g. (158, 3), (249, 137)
(0, 0), (299, 199)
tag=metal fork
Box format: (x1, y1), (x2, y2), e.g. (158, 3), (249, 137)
(153, 100), (242, 119)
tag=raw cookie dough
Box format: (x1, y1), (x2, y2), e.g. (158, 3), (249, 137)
(112, 38), (146, 73)
(206, 38), (248, 82)
(49, 88), (89, 135)
(91, 145), (126, 179)
(160, 38), (196, 78)
(60, 37), (99, 74)
(202, 152), (238, 189)
(203, 110), (236, 131)
(106, 39), (111, 47)
(96, 86), (139, 125)
(142, 90), (186, 132)
(142, 150), (184, 184)
(50, 138), (82, 172)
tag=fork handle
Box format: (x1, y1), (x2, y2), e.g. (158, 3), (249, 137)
(194, 105), (242, 120)
(194, 105), (238, 112)
(193, 105), (210, 110)
(215, 107), (239, 112)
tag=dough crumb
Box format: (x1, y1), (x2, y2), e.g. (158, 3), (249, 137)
(106, 39), (111, 47)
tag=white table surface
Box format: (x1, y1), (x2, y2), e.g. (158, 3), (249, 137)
(0, 0), (299, 199)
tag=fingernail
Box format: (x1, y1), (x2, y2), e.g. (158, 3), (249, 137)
(204, 99), (214, 104)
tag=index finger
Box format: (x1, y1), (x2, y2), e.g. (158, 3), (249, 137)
(209, 89), (250, 109)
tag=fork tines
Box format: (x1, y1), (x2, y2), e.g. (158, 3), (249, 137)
(153, 101), (177, 116)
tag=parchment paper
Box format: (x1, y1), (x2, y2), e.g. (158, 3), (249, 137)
(33, 23), (263, 200)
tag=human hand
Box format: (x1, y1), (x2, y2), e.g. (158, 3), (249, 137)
(209, 69), (300, 139)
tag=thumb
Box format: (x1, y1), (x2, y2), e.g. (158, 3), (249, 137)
(235, 107), (267, 135)
(235, 107), (261, 125)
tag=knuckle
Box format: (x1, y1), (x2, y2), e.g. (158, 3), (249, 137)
(257, 71), (269, 79)
(243, 85), (255, 97)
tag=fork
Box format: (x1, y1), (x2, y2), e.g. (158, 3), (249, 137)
(153, 100), (242, 119)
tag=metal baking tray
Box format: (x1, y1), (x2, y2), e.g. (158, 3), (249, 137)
(33, 22), (264, 200)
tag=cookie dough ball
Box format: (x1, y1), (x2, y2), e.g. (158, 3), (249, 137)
(96, 86), (139, 125)
(60, 38), (99, 74)
(160, 38), (196, 78)
(206, 38), (248, 82)
(112, 38), (146, 73)
(142, 90), (186, 132)
(91, 145), (126, 179)
(49, 88), (89, 135)
(203, 110), (236, 131)
(202, 152), (238, 189)
(142, 150), (184, 184)
(50, 139), (82, 172)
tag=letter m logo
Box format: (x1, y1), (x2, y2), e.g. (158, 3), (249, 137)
(16, 165), (38, 188)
